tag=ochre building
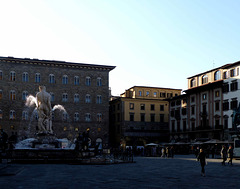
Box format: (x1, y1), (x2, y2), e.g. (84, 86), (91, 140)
(109, 86), (182, 148)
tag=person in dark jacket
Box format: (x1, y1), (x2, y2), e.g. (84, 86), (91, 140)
(221, 145), (227, 166)
(227, 146), (234, 165)
(197, 148), (207, 177)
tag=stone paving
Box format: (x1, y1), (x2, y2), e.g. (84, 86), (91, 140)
(0, 155), (240, 189)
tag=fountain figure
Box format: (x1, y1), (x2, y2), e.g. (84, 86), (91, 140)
(36, 86), (53, 134)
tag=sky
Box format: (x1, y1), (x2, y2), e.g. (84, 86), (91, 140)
(1, 0), (240, 96)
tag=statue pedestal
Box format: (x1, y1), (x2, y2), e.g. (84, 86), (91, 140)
(32, 132), (60, 148)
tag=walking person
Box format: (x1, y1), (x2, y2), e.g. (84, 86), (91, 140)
(221, 145), (227, 166)
(197, 148), (207, 177)
(227, 145), (234, 165)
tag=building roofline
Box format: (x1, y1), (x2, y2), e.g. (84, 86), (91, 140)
(129, 86), (182, 91)
(0, 56), (116, 71)
(187, 61), (240, 79)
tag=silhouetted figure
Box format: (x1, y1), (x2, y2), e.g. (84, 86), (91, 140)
(0, 129), (8, 152)
(197, 148), (207, 177)
(221, 145), (227, 166)
(227, 146), (234, 165)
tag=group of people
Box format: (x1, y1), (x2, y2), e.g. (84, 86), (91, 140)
(197, 145), (234, 177)
(0, 129), (18, 152)
(161, 146), (174, 158)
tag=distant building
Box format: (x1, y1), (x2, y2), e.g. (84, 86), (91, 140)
(109, 86), (182, 148)
(0, 56), (115, 147)
(169, 61), (240, 142)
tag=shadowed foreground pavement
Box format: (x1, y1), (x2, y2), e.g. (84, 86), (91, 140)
(0, 155), (239, 189)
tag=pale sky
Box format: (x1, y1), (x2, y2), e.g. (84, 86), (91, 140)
(1, 0), (240, 96)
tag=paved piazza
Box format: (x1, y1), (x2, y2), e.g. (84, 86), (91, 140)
(0, 155), (239, 189)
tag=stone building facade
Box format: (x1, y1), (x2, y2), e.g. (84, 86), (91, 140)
(109, 86), (182, 148)
(0, 56), (115, 147)
(169, 60), (240, 142)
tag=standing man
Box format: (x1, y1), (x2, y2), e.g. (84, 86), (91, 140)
(221, 145), (227, 166)
(197, 148), (207, 177)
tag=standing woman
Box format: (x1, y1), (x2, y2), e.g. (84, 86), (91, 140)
(197, 148), (207, 177)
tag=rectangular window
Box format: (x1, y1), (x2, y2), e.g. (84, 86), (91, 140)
(224, 118), (228, 129)
(130, 113), (134, 121)
(153, 92), (157, 97)
(183, 120), (186, 131)
(167, 93), (173, 98)
(151, 104), (155, 111)
(215, 101), (220, 111)
(231, 99), (238, 110)
(202, 93), (207, 100)
(191, 121), (195, 131)
(160, 92), (166, 98)
(182, 108), (187, 115)
(191, 106), (195, 115)
(160, 114), (164, 123)
(141, 113), (145, 122)
(0, 71), (2, 80)
(130, 103), (134, 110)
(215, 90), (220, 97)
(191, 96), (195, 103)
(160, 105), (164, 111)
(230, 69), (235, 77)
(223, 71), (228, 79)
(151, 114), (155, 122)
(223, 101), (229, 111)
(230, 81), (238, 91)
(223, 83), (229, 93)
(140, 104), (145, 110)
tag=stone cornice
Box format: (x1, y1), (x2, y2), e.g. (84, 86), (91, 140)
(0, 56), (116, 71)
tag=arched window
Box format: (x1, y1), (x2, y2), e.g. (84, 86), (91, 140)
(202, 75), (208, 84)
(49, 74), (55, 84)
(96, 138), (102, 150)
(35, 73), (41, 83)
(97, 113), (102, 123)
(10, 110), (16, 119)
(85, 76), (91, 86)
(190, 79), (196, 88)
(0, 70), (3, 80)
(62, 93), (68, 102)
(10, 90), (16, 100)
(10, 71), (16, 81)
(62, 75), (68, 84)
(97, 95), (102, 104)
(22, 111), (28, 120)
(22, 72), (29, 82)
(214, 71), (221, 81)
(97, 77), (102, 86)
(74, 112), (79, 122)
(74, 94), (79, 103)
(22, 91), (28, 101)
(85, 113), (91, 122)
(62, 112), (68, 121)
(85, 94), (91, 103)
(74, 76), (79, 85)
